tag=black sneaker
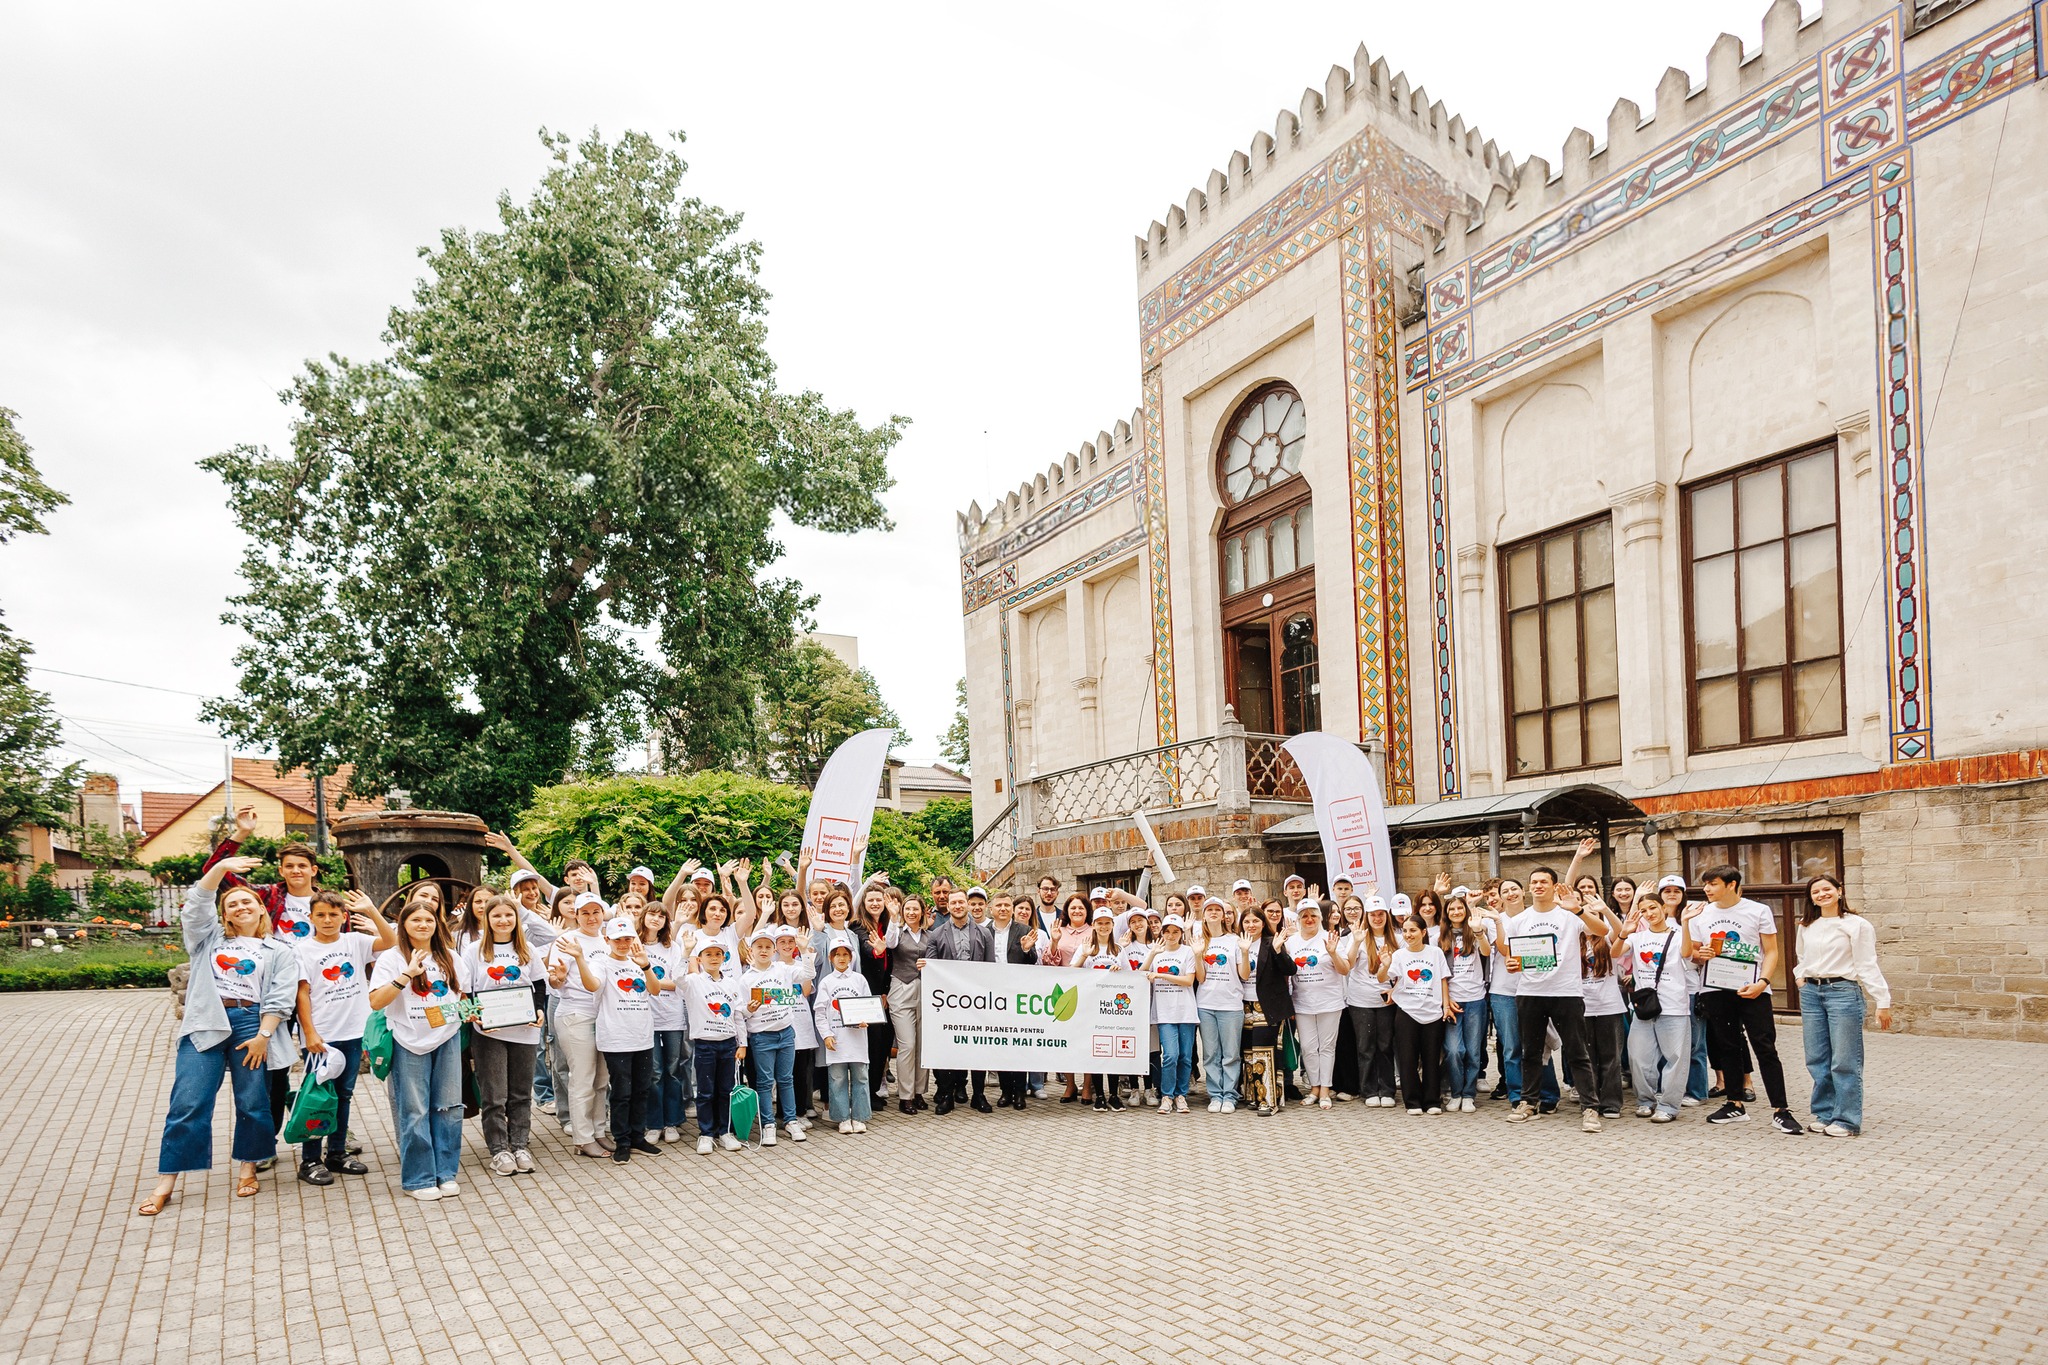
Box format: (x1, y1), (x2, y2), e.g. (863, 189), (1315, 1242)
(323, 1156), (369, 1176)
(296, 1162), (335, 1186)
(1770, 1109), (1804, 1136)
(1707, 1102), (1749, 1125)
(628, 1138), (664, 1155)
(1489, 1085), (1507, 1101)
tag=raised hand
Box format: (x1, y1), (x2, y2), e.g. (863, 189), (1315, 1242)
(234, 805), (258, 838)
(1433, 871), (1452, 895)
(483, 830), (514, 855)
(1577, 836), (1599, 858)
(219, 855), (263, 876)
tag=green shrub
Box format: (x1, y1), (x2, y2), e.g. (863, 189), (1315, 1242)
(513, 771), (962, 897)
(0, 962), (172, 990)
(905, 796), (973, 854)
(0, 864), (71, 920)
(87, 872), (159, 914)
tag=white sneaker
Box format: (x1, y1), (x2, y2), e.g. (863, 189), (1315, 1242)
(1425, 1106), (1442, 1115)
(1146, 1088), (1161, 1106)
(1335, 1092), (1354, 1102)
(488, 1152), (516, 1177)
(1461, 1097), (1475, 1113)
(1175, 1096), (1189, 1113)
(839, 1120), (853, 1134)
(717, 1133), (741, 1151)
(1221, 1100), (1235, 1113)
(644, 1130), (661, 1145)
(1824, 1122), (1857, 1138)
(406, 1186), (443, 1202)
(437, 1180), (459, 1197)
(512, 1149), (535, 1172)
(696, 1136), (714, 1155)
(661, 1127), (680, 1143)
(760, 1124), (777, 1146)
(789, 1123), (807, 1142)
(1158, 1098), (1172, 1113)
(1207, 1099), (1222, 1113)
(850, 1121), (866, 1133)
(1680, 1096), (1701, 1107)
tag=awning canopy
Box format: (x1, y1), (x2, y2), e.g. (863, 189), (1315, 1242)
(1262, 782), (1647, 844)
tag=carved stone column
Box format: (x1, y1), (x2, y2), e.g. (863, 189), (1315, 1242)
(1609, 482), (1671, 787)
(1216, 703), (1250, 835)
(1073, 676), (1100, 765)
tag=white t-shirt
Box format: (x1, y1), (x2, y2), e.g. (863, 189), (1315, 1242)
(1120, 938), (1154, 973)
(294, 932), (376, 1042)
(647, 940), (689, 1031)
(589, 952), (656, 1052)
(813, 968), (873, 1065)
(277, 893), (315, 944)
(371, 948), (461, 1054)
(1386, 945), (1451, 1024)
(1285, 932), (1345, 1014)
(1441, 930), (1490, 1004)
(1581, 961), (1627, 1016)
(1073, 944), (1122, 972)
(210, 935), (270, 1003)
(1148, 944), (1197, 1024)
(463, 939), (543, 1045)
(1484, 917), (1519, 997)
(740, 962), (809, 1035)
(785, 955), (820, 1048)
(1504, 907), (1587, 998)
(547, 931), (607, 1018)
(1625, 927), (1688, 1016)
(1194, 934), (1244, 1013)
(1341, 932), (1390, 1009)
(684, 971), (746, 1042)
(1690, 897), (1776, 996)
(1238, 936), (1262, 1003)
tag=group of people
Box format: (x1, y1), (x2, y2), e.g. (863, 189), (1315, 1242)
(137, 817), (1893, 1214)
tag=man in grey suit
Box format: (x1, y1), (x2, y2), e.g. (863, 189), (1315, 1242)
(923, 888), (995, 1115)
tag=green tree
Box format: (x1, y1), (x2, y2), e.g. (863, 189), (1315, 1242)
(759, 640), (909, 788)
(939, 676), (971, 772)
(906, 795), (972, 855)
(202, 130), (904, 828)
(0, 408), (79, 859)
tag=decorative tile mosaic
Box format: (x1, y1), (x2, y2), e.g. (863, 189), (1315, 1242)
(960, 561), (1019, 614)
(1426, 261), (1469, 326)
(1825, 83), (1905, 183)
(1429, 315), (1472, 374)
(1403, 336), (1432, 392)
(1871, 152), (1932, 763)
(1139, 366), (1178, 750)
(1370, 223), (1415, 804)
(1822, 11), (1900, 113)
(1340, 225), (1390, 766)
(1468, 63), (1824, 302)
(965, 461), (1136, 573)
(1423, 400), (1459, 798)
(1902, 8), (2037, 139)
(998, 527), (1148, 612)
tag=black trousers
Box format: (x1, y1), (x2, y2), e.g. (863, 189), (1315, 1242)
(1699, 989), (1789, 1109)
(793, 1049), (814, 1114)
(1516, 994), (1597, 1114)
(1582, 1013), (1626, 1113)
(1348, 1005), (1397, 1100)
(1391, 1011), (1444, 1109)
(869, 1017), (894, 1096)
(936, 1069), (983, 1100)
(600, 1048), (654, 1144)
(997, 1068), (1027, 1102)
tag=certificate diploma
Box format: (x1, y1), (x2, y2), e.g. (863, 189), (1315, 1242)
(832, 995), (886, 1026)
(474, 985), (539, 1030)
(1702, 956), (1760, 991)
(1508, 934), (1558, 971)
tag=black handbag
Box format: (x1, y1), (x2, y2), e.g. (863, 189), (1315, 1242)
(1631, 932), (1676, 1019)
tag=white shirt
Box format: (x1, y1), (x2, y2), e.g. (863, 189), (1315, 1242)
(1690, 897), (1776, 996)
(1285, 932), (1345, 1014)
(547, 931), (607, 1018)
(294, 932), (375, 1042)
(1340, 931), (1389, 1008)
(647, 939), (690, 1031)
(371, 948), (461, 1054)
(1795, 915), (1890, 1009)
(277, 893), (315, 944)
(1581, 961), (1627, 1016)
(1148, 944), (1197, 1024)
(1485, 916), (1520, 997)
(684, 971), (746, 1042)
(1193, 934), (1244, 1013)
(740, 962), (810, 1035)
(463, 939), (542, 1046)
(1386, 945), (1451, 1024)
(1504, 906), (1588, 998)
(1441, 928), (1489, 1004)
(1624, 926), (1688, 1016)
(589, 952), (656, 1052)
(210, 935), (270, 1004)
(813, 967), (873, 1065)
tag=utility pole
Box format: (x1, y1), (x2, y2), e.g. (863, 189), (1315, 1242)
(313, 770), (330, 855)
(223, 746), (234, 822)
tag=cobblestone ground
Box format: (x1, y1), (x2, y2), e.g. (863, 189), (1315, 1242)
(1, 991), (2043, 1364)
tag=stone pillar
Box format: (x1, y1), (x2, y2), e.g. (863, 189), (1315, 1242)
(1454, 545), (1493, 794)
(1216, 704), (1251, 835)
(1610, 482), (1672, 788)
(1014, 700), (1035, 782)
(1074, 676), (1100, 765)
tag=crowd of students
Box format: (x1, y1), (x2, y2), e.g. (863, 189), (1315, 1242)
(136, 825), (1893, 1214)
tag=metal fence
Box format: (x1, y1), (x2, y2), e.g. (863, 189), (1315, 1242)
(963, 800), (1019, 878)
(60, 883), (188, 921)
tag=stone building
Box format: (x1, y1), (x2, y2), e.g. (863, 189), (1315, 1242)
(956, 0), (2048, 1038)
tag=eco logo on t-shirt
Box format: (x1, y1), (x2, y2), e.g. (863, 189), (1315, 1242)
(705, 997), (733, 1018)
(320, 961), (357, 981)
(615, 975), (647, 993)
(215, 954), (257, 975)
(285, 919), (313, 938)
(1405, 965), (1433, 981)
(485, 963), (523, 981)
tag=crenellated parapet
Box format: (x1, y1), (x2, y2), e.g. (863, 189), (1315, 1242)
(957, 412), (1143, 576)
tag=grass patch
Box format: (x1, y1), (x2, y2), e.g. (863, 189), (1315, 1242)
(0, 933), (187, 991)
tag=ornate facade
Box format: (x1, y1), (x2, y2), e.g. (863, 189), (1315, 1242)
(958, 0), (2048, 1039)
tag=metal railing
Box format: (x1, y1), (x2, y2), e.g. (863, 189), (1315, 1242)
(1244, 733), (1310, 802)
(1031, 736), (1224, 828)
(963, 799), (1019, 878)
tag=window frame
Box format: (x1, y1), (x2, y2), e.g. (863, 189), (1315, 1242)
(1681, 831), (1845, 1015)
(1215, 382), (1308, 509)
(1496, 512), (1622, 778)
(1679, 439), (1847, 755)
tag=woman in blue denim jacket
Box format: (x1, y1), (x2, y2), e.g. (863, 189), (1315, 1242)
(137, 855), (302, 1215)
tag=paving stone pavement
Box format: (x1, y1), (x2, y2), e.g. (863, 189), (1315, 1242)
(1, 990), (2043, 1364)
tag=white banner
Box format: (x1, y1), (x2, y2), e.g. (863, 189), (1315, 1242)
(1282, 731), (1395, 895)
(920, 960), (1151, 1075)
(801, 727), (896, 887)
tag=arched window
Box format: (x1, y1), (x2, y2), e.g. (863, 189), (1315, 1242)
(1217, 384), (1318, 736)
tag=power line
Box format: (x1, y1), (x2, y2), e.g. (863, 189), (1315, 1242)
(55, 714), (218, 787)
(28, 666), (212, 699)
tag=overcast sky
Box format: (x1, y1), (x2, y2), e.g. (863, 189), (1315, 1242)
(1, 0), (1801, 811)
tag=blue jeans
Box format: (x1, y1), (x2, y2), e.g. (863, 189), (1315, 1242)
(750, 1027), (798, 1125)
(158, 1007), (274, 1173)
(694, 1036), (738, 1138)
(387, 1037), (464, 1190)
(1158, 1022), (1196, 1098)
(534, 996), (559, 1108)
(1687, 994), (1712, 1101)
(1801, 980), (1866, 1132)
(1197, 1008), (1243, 1103)
(1490, 994), (1559, 1105)
(303, 1037), (363, 1166)
(1445, 996), (1488, 1099)
(827, 1061), (872, 1122)
(651, 1029), (689, 1129)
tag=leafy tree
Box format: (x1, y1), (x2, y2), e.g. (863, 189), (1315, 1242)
(906, 795), (972, 855)
(759, 640), (908, 788)
(0, 409), (79, 859)
(939, 676), (971, 772)
(202, 130), (904, 828)
(512, 770), (960, 896)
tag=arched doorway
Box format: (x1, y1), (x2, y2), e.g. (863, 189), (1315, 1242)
(1217, 383), (1319, 736)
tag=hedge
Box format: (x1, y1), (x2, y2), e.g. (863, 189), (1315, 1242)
(0, 963), (174, 991)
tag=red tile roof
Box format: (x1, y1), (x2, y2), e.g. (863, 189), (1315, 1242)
(139, 761), (382, 837)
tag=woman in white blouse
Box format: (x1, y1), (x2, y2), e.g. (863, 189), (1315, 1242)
(1794, 875), (1891, 1137)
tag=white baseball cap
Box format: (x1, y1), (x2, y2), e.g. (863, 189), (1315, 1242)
(1295, 898), (1322, 916)
(1364, 895), (1389, 913)
(1091, 904), (1115, 921)
(1657, 874), (1688, 891)
(1161, 914), (1187, 930)
(828, 939), (854, 957)
(967, 886), (988, 900)
(1450, 885), (1472, 900)
(1089, 886), (1109, 901)
(627, 866), (654, 884)
(689, 866), (715, 882)
(1231, 878), (1253, 893)
(573, 892), (606, 913)
(771, 924), (798, 939)
(603, 916), (635, 939)
(1392, 893), (1412, 913)
(1186, 884), (1206, 898)
(1283, 873), (1305, 886)
(696, 940), (728, 959)
(1205, 897), (1230, 911)
(747, 930), (776, 946)
(509, 869), (540, 889)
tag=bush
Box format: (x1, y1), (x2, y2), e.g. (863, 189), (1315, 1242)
(905, 796), (973, 855)
(513, 771), (963, 897)
(0, 961), (173, 991)
(87, 872), (159, 915)
(0, 864), (71, 920)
